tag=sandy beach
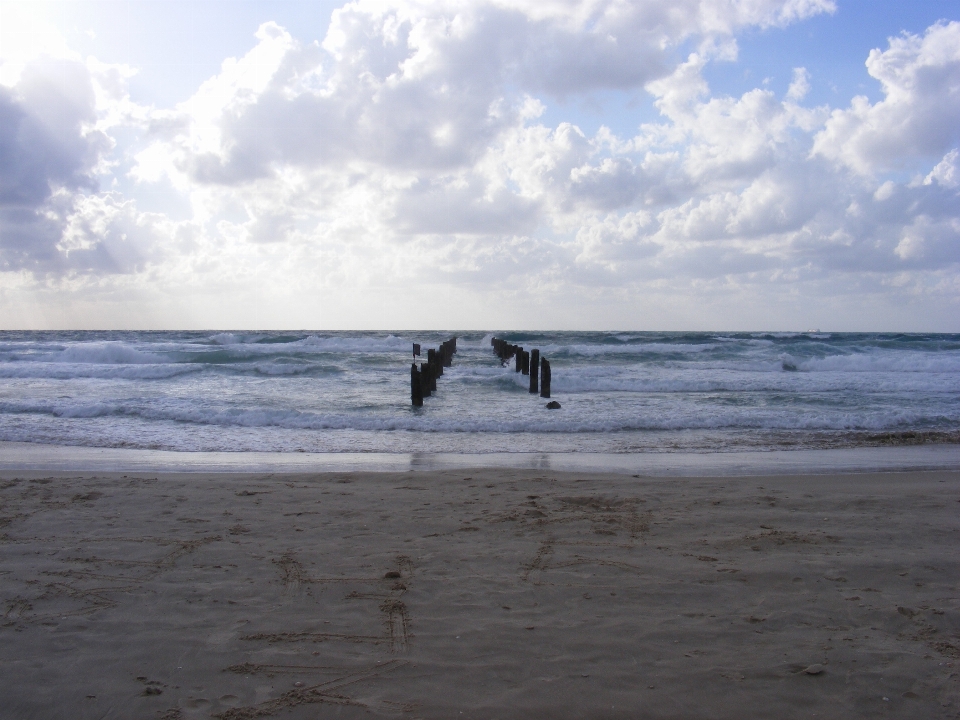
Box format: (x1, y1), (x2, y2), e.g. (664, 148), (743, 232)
(1, 466), (958, 719)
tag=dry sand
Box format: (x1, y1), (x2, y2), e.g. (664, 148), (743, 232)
(0, 468), (958, 719)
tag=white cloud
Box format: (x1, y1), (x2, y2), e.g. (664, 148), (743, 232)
(4, 0), (960, 331)
(924, 148), (960, 188)
(786, 67), (810, 101)
(0, 4), (80, 87)
(812, 21), (960, 175)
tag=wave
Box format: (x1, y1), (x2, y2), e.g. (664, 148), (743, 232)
(201, 333), (413, 355)
(0, 334), (418, 372)
(2, 398), (957, 434)
(0, 363), (201, 380)
(0, 357), (349, 379)
(798, 352), (960, 373)
(446, 364), (960, 393)
(532, 342), (720, 357)
(209, 332), (259, 345)
(53, 342), (169, 365)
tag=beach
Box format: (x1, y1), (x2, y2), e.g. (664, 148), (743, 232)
(2, 463), (958, 719)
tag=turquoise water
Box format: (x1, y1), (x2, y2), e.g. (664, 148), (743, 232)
(0, 331), (958, 453)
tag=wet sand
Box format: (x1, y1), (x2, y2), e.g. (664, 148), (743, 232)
(0, 468), (958, 719)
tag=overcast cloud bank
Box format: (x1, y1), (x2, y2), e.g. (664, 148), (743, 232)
(0, 0), (958, 330)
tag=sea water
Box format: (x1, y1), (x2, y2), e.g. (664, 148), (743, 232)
(0, 331), (958, 454)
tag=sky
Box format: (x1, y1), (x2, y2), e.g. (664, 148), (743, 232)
(0, 0), (959, 331)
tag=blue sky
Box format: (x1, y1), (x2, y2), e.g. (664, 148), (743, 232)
(1, 0), (959, 330)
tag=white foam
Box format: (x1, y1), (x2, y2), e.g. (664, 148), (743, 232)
(799, 352), (960, 373)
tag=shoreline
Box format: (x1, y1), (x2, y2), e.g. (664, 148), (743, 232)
(2, 439), (960, 476)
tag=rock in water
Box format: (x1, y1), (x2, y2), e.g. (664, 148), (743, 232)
(546, 401), (561, 409)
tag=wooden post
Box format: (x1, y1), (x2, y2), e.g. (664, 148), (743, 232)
(420, 362), (431, 397)
(411, 363), (423, 406)
(540, 358), (551, 399)
(529, 349), (539, 393)
(428, 354), (437, 391)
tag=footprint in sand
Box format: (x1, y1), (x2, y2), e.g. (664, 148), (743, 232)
(180, 697), (211, 709)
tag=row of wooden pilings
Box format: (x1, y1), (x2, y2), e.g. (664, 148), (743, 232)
(410, 337), (457, 406)
(490, 337), (551, 398)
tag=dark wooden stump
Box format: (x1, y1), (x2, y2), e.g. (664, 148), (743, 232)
(411, 363), (423, 406)
(420, 362), (431, 397)
(540, 358), (551, 399)
(529, 349), (539, 393)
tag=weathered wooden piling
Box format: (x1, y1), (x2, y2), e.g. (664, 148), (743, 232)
(492, 337), (510, 364)
(492, 337), (522, 366)
(540, 358), (551, 398)
(420, 362), (431, 397)
(411, 363), (423, 406)
(409, 337), (459, 405)
(529, 349), (539, 393)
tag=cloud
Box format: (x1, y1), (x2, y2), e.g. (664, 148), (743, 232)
(924, 148), (960, 188)
(786, 67), (810, 101)
(116, 4), (955, 304)
(812, 21), (960, 175)
(5, 0), (960, 331)
(141, 0), (837, 188)
(0, 59), (111, 271)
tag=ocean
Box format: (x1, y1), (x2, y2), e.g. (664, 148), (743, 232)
(0, 331), (958, 455)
